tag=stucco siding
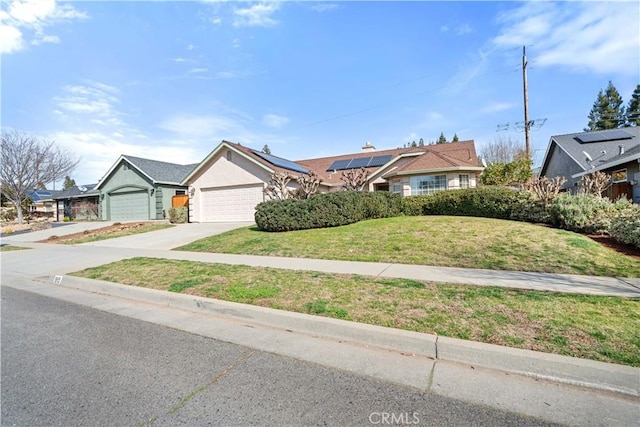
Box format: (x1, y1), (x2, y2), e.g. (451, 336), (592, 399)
(542, 144), (584, 190)
(188, 148), (270, 222)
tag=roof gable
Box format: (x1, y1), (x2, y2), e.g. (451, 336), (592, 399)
(540, 127), (640, 176)
(97, 155), (197, 189)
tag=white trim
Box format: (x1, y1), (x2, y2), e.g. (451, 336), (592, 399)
(572, 153), (640, 178)
(387, 166), (483, 178)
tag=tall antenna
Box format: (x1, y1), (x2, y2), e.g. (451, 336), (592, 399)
(522, 45), (530, 159)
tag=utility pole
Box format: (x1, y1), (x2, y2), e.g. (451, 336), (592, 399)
(522, 45), (531, 160)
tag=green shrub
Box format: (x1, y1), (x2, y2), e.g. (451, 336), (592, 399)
(63, 216), (71, 222)
(610, 208), (640, 248)
(401, 187), (521, 219)
(255, 191), (402, 232)
(169, 207), (188, 224)
(510, 191), (552, 224)
(549, 194), (631, 234)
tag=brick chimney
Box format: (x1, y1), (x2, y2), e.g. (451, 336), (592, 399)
(362, 141), (376, 153)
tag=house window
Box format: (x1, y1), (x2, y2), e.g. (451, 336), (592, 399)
(410, 175), (447, 195)
(612, 169), (627, 183)
(459, 174), (470, 189)
(392, 183), (403, 194)
(176, 190), (186, 195)
(226, 151), (233, 161)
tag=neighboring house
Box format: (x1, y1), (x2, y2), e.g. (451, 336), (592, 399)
(24, 189), (61, 215)
(183, 140), (482, 222)
(97, 155), (197, 221)
(54, 184), (100, 221)
(539, 127), (640, 203)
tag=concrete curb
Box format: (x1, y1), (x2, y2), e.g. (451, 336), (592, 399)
(50, 274), (639, 398)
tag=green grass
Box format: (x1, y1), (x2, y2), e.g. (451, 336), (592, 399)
(71, 257), (640, 366)
(0, 245), (31, 252)
(176, 216), (640, 277)
(58, 223), (175, 244)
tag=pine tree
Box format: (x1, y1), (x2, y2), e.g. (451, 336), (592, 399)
(410, 140), (417, 147)
(585, 81), (625, 131)
(437, 132), (447, 144)
(418, 138), (424, 147)
(261, 145), (271, 155)
(63, 175), (76, 190)
(452, 133), (459, 142)
(625, 84), (640, 127)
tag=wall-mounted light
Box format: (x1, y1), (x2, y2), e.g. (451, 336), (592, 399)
(149, 188), (155, 196)
(189, 187), (195, 196)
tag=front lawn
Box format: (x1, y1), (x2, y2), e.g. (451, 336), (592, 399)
(72, 257), (640, 366)
(176, 216), (640, 277)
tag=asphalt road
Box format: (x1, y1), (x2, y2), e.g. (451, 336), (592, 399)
(1, 286), (553, 427)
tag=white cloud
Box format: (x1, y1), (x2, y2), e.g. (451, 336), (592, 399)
(216, 71), (235, 79)
(480, 102), (514, 114)
(233, 2), (280, 27)
(189, 67), (209, 73)
(493, 1), (640, 75)
(0, 23), (24, 53)
(311, 4), (339, 13)
(262, 114), (289, 129)
(0, 0), (87, 54)
(455, 24), (472, 36)
(171, 57), (188, 63)
(440, 25), (448, 32)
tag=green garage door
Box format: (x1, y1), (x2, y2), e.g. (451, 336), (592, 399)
(109, 191), (149, 221)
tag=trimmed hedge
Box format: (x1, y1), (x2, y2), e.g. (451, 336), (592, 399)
(610, 208), (640, 249)
(169, 207), (188, 224)
(401, 187), (521, 219)
(255, 191), (402, 232)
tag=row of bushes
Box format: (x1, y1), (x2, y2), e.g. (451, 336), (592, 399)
(255, 186), (640, 249)
(255, 191), (402, 232)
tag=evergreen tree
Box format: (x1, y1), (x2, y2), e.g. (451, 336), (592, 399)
(261, 145), (271, 155)
(585, 81), (625, 131)
(452, 133), (459, 142)
(410, 140), (417, 147)
(437, 132), (447, 144)
(418, 138), (424, 147)
(63, 175), (76, 190)
(625, 84), (640, 127)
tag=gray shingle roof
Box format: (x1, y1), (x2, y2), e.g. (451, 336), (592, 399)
(123, 155), (199, 185)
(543, 127), (640, 173)
(54, 184), (99, 199)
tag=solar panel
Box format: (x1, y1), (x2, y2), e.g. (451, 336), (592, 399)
(326, 159), (351, 171)
(347, 157), (371, 169)
(368, 155), (393, 167)
(576, 129), (634, 143)
(252, 150), (309, 174)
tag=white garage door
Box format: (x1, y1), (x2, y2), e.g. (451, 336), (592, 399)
(200, 184), (263, 222)
(109, 191), (149, 221)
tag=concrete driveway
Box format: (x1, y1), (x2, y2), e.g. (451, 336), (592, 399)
(78, 222), (255, 250)
(1, 221), (254, 250)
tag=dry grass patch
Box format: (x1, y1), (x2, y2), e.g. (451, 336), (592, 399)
(72, 257), (640, 366)
(40, 222), (174, 244)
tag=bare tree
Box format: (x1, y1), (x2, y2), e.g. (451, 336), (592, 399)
(264, 172), (293, 200)
(341, 168), (369, 191)
(479, 136), (524, 163)
(1, 129), (79, 223)
(524, 176), (567, 209)
(294, 172), (320, 199)
(579, 171), (611, 197)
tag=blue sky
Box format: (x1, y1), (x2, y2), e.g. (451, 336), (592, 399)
(2, 0), (639, 187)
